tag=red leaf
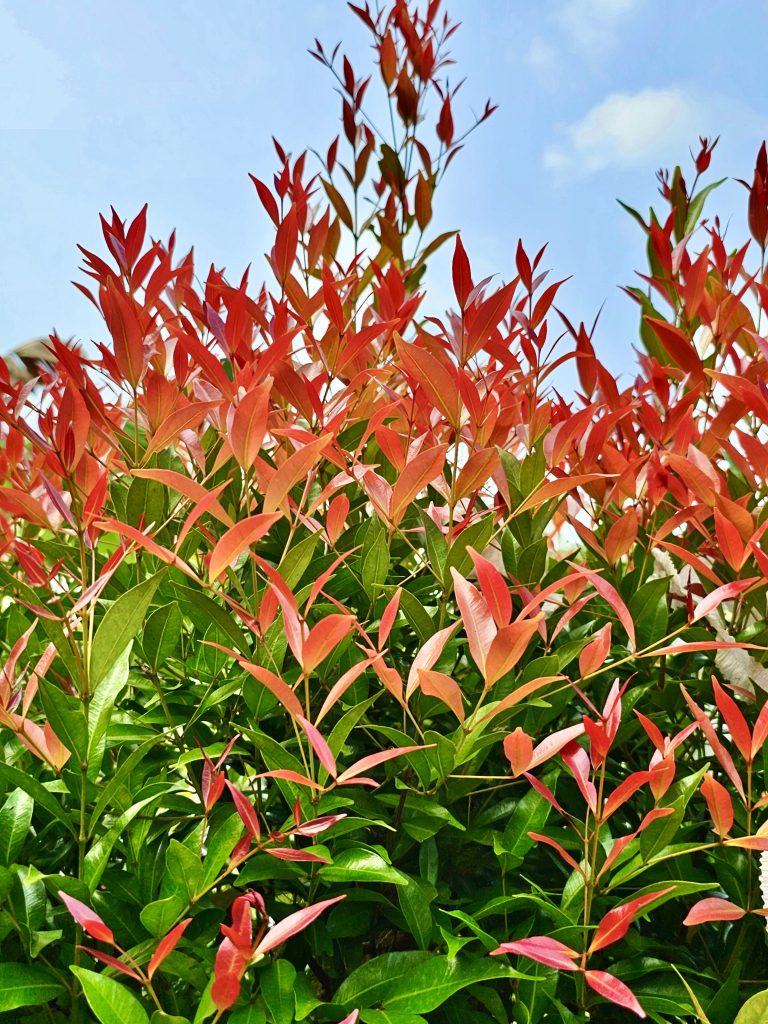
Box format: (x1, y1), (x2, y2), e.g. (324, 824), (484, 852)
(567, 563), (636, 650)
(396, 335), (461, 425)
(417, 668), (465, 721)
(700, 772), (734, 837)
(645, 316), (703, 379)
(682, 688), (745, 797)
(130, 468), (233, 527)
(584, 970), (646, 1018)
(148, 918), (192, 980)
(211, 937), (248, 1011)
(451, 569), (495, 680)
(263, 436), (332, 515)
(229, 381), (271, 470)
(237, 660), (303, 719)
(579, 624), (612, 678)
(78, 946), (141, 981)
(209, 514), (282, 582)
(297, 715), (337, 778)
(561, 741), (597, 811)
(58, 892), (114, 945)
(452, 235), (472, 308)
(225, 780), (262, 840)
(253, 895), (346, 956)
(683, 897), (747, 926)
(692, 578), (759, 623)
(301, 614), (355, 675)
(484, 618), (540, 687)
(503, 727), (534, 776)
(316, 659), (373, 725)
(406, 622), (460, 700)
(469, 545), (511, 627)
(336, 745), (429, 785)
(490, 936), (579, 972)
(390, 444), (447, 524)
(589, 888), (673, 953)
(712, 678), (752, 762)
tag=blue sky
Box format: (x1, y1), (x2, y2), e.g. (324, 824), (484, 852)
(1, 0), (766, 387)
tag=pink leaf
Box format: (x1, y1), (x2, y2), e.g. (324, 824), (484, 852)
(253, 895), (346, 956)
(58, 892), (114, 945)
(78, 946), (141, 981)
(683, 898), (747, 926)
(692, 578), (759, 623)
(336, 745), (429, 785)
(490, 935), (580, 971)
(567, 563), (636, 650)
(225, 780), (262, 840)
(297, 716), (337, 778)
(451, 569), (496, 679)
(584, 970), (646, 1017)
(417, 668), (465, 721)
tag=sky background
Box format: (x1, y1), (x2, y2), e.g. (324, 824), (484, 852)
(1, 0), (766, 390)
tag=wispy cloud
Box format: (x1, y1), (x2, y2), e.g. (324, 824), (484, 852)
(0, 2), (72, 129)
(556, 0), (641, 54)
(524, 36), (561, 89)
(542, 87), (698, 177)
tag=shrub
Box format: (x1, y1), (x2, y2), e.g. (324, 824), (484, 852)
(2, 3), (768, 1022)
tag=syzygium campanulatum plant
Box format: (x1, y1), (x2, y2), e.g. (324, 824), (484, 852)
(3, 3), (768, 1022)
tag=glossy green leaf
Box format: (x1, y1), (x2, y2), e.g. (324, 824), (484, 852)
(261, 959), (296, 1024)
(90, 572), (164, 688)
(319, 848), (407, 885)
(0, 962), (64, 1012)
(71, 966), (150, 1024)
(0, 789), (33, 866)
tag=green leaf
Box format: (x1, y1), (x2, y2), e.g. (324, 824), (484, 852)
(640, 768), (706, 864)
(685, 178), (726, 234)
(0, 790), (33, 866)
(319, 848), (407, 885)
(151, 1014), (192, 1024)
(71, 966), (150, 1024)
(628, 578), (668, 650)
(335, 952), (433, 1009)
(362, 525), (390, 598)
(399, 588), (436, 643)
(419, 511), (447, 582)
(173, 584), (248, 654)
(85, 796), (159, 891)
(88, 642), (131, 778)
(261, 959), (296, 1024)
(361, 1013), (427, 1024)
(90, 572), (164, 688)
(89, 733), (165, 833)
(200, 812), (245, 888)
(164, 839), (204, 903)
(140, 894), (188, 937)
(230, 1008), (267, 1024)
(143, 602), (183, 669)
(444, 517), (494, 583)
(0, 962), (64, 1012)
(381, 956), (518, 1014)
(8, 865), (46, 947)
(397, 876), (433, 950)
(278, 532), (320, 590)
(38, 678), (88, 764)
(126, 474), (166, 530)
(0, 764), (75, 835)
(495, 789), (550, 861)
(734, 989), (768, 1023)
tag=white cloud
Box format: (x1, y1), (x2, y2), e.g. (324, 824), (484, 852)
(524, 36), (560, 88)
(542, 87), (699, 177)
(556, 0), (641, 54)
(0, 2), (72, 129)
